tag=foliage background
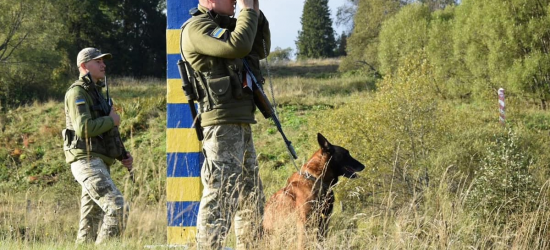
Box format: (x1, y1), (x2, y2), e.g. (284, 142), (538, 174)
(0, 0), (166, 109)
(3, 0), (550, 249)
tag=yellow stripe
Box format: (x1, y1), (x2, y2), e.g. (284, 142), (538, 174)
(167, 226), (197, 245)
(167, 79), (187, 104)
(167, 29), (181, 54)
(166, 177), (202, 202)
(166, 128), (201, 153)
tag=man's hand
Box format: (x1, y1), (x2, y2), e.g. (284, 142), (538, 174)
(253, 0), (259, 13)
(109, 108), (121, 126)
(238, 0), (258, 14)
(121, 152), (133, 171)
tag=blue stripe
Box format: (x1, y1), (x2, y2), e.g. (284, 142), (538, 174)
(167, 54), (183, 79)
(214, 28), (223, 38)
(167, 201), (200, 227)
(167, 152), (203, 178)
(167, 1), (197, 29)
(167, 103), (200, 128)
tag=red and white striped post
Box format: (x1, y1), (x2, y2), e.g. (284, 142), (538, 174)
(498, 88), (505, 126)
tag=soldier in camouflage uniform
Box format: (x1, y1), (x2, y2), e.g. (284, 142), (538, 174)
(180, 0), (270, 249)
(63, 48), (134, 244)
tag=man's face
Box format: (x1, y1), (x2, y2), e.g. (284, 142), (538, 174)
(212, 0), (236, 16)
(83, 58), (106, 80)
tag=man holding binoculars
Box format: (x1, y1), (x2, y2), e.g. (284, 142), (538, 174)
(180, 0), (270, 249)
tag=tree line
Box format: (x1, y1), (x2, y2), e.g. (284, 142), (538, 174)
(0, 0), (166, 109)
(5, 0), (550, 110)
(297, 0), (550, 108)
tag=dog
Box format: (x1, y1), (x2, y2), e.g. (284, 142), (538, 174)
(263, 133), (365, 247)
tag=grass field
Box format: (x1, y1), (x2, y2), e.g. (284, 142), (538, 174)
(2, 58), (550, 249)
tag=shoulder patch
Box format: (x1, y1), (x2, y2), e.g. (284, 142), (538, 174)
(210, 28), (226, 39)
(75, 99), (86, 105)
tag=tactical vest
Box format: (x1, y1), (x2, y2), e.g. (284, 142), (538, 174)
(180, 9), (256, 118)
(62, 80), (125, 160)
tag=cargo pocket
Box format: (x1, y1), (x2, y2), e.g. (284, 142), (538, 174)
(207, 76), (232, 105)
(83, 175), (113, 201)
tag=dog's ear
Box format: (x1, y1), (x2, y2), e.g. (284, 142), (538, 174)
(317, 133), (333, 153)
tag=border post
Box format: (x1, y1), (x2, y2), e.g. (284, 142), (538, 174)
(498, 88), (505, 126)
(166, 0), (202, 245)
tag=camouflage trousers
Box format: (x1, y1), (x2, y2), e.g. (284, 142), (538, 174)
(196, 124), (265, 250)
(70, 156), (128, 244)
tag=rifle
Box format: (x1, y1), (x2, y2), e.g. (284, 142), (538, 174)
(242, 59), (298, 159)
(103, 75), (134, 183)
(177, 59), (204, 141)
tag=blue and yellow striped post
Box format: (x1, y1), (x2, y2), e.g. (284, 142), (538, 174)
(166, 0), (202, 245)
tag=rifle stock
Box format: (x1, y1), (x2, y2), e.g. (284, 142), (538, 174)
(243, 59), (298, 159)
(177, 59), (204, 141)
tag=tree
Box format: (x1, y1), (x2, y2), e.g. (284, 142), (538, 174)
(295, 0), (336, 59)
(52, 0), (166, 78)
(0, 0), (65, 108)
(452, 0), (550, 104)
(268, 47), (293, 63)
(334, 32), (348, 57)
(418, 0), (456, 11)
(51, 0), (121, 79)
(378, 4), (431, 76)
(108, 0), (166, 77)
(336, 0), (358, 34)
(339, 0), (402, 73)
(0, 0), (167, 109)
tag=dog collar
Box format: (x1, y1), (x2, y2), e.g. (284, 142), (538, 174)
(299, 170), (330, 190)
(299, 170), (317, 182)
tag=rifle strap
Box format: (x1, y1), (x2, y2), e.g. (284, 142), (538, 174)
(262, 39), (300, 172)
(262, 39), (277, 117)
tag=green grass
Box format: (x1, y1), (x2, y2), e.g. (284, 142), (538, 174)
(2, 58), (550, 249)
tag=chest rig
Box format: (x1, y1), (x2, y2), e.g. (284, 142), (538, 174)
(62, 77), (124, 160)
(180, 8), (253, 114)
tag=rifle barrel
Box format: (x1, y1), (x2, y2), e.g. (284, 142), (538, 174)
(243, 59), (297, 159)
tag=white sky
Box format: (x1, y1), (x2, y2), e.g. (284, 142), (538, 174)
(238, 0), (349, 56)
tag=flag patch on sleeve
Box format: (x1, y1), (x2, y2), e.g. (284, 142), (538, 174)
(75, 99), (85, 105)
(210, 28), (226, 39)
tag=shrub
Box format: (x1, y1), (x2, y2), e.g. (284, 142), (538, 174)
(466, 128), (539, 219)
(310, 55), (447, 212)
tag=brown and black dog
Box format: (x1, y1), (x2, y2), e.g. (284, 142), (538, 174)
(263, 133), (365, 247)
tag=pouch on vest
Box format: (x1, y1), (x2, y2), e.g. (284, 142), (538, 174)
(102, 128), (124, 160)
(227, 59), (244, 99)
(63, 129), (98, 152)
(207, 76), (232, 105)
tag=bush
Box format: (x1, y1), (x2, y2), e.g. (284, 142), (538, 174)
(267, 47), (293, 64)
(466, 128), (539, 219)
(310, 55), (447, 212)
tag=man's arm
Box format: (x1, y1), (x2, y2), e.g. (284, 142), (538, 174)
(65, 87), (114, 138)
(251, 11), (270, 59)
(184, 9), (259, 59)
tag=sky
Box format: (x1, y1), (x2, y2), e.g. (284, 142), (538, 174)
(237, 0), (349, 56)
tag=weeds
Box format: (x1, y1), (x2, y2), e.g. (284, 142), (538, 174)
(1, 59), (550, 249)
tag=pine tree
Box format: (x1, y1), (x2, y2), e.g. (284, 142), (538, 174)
(335, 32), (348, 57)
(296, 0), (336, 59)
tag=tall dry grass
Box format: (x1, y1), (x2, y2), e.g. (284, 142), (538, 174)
(2, 61), (550, 249)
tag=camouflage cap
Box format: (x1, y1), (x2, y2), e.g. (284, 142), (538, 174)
(76, 47), (112, 66)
